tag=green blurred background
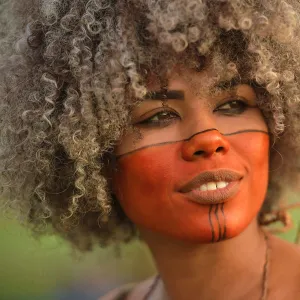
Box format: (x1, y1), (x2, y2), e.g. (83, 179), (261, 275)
(1, 190), (300, 300)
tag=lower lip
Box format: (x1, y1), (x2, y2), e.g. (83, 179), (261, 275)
(180, 180), (241, 205)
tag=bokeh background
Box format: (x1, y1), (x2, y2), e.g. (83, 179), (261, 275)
(1, 189), (300, 300)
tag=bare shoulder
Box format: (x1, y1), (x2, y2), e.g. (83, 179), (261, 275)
(98, 282), (135, 300)
(269, 233), (300, 265)
(98, 276), (157, 300)
(127, 276), (158, 300)
(268, 233), (300, 299)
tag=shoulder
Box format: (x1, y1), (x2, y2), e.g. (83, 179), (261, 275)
(98, 276), (157, 300)
(126, 276), (158, 300)
(98, 282), (135, 300)
(268, 233), (300, 299)
(269, 233), (300, 268)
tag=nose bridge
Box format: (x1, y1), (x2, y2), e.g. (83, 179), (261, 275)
(181, 129), (230, 161)
(185, 104), (220, 136)
(189, 104), (216, 127)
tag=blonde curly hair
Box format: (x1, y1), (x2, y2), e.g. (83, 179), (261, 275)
(1, 0), (300, 251)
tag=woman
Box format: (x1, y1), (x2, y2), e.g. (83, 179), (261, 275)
(1, 0), (300, 299)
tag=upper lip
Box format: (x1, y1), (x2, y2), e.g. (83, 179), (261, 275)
(179, 169), (243, 193)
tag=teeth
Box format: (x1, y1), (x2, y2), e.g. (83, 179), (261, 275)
(199, 181), (228, 191)
(207, 182), (217, 191)
(200, 184), (208, 191)
(216, 181), (228, 189)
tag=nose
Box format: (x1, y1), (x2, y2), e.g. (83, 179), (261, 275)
(181, 129), (230, 161)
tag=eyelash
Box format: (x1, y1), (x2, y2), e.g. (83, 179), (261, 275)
(136, 99), (250, 128)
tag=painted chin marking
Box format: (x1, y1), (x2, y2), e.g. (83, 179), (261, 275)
(209, 204), (227, 242)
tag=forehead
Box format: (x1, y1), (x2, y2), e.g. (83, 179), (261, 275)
(144, 65), (244, 99)
(147, 65), (213, 87)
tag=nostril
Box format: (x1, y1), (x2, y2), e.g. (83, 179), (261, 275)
(194, 150), (205, 156)
(182, 131), (230, 161)
(194, 147), (223, 156)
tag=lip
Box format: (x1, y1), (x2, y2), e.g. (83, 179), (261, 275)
(179, 169), (243, 205)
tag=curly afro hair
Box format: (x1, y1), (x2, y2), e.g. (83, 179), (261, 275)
(1, 0), (300, 251)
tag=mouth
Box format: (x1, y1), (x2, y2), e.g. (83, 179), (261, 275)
(179, 169), (243, 205)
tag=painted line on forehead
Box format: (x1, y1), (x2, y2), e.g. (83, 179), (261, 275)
(116, 129), (270, 160)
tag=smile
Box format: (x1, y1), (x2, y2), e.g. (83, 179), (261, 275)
(198, 181), (229, 191)
(181, 180), (241, 205)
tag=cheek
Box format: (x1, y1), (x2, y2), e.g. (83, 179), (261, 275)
(223, 134), (270, 237)
(231, 133), (269, 189)
(113, 145), (180, 222)
(113, 144), (215, 241)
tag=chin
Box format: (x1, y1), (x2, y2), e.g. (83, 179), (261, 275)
(138, 205), (261, 245)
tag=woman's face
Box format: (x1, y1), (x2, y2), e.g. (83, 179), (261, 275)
(112, 67), (269, 243)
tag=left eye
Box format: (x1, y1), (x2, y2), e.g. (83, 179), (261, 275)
(136, 110), (179, 127)
(214, 100), (248, 114)
(147, 111), (177, 122)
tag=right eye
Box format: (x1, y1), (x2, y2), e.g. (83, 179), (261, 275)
(136, 110), (180, 127)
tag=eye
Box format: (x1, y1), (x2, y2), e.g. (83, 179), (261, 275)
(136, 109), (180, 127)
(214, 99), (250, 115)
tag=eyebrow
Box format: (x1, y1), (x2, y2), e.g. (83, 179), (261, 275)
(144, 90), (185, 100)
(213, 77), (242, 90)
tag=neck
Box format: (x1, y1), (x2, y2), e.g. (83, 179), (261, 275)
(140, 220), (268, 300)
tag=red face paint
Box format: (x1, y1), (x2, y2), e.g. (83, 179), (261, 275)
(113, 130), (269, 243)
(112, 68), (270, 243)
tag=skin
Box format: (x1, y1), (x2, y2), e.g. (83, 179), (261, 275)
(100, 232), (300, 300)
(104, 67), (300, 300)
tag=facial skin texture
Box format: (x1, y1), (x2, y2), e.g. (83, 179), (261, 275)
(112, 67), (270, 243)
